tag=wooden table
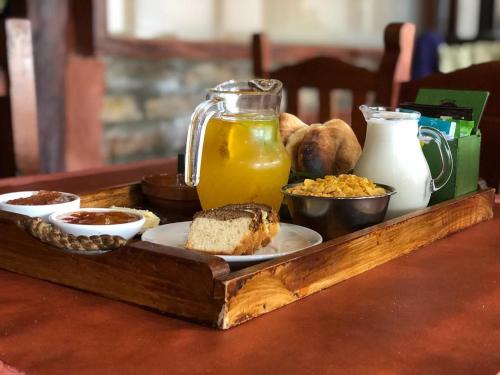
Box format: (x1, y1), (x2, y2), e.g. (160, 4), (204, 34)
(0, 159), (499, 374)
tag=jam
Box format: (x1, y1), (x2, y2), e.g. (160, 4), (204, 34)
(59, 211), (141, 225)
(7, 191), (75, 205)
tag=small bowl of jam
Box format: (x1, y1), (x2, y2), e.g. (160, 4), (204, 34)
(49, 208), (145, 240)
(0, 190), (80, 219)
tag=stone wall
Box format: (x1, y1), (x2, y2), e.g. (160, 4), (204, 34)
(102, 57), (251, 164)
(101, 55), (379, 164)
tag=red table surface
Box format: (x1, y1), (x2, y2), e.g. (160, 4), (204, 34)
(0, 160), (499, 375)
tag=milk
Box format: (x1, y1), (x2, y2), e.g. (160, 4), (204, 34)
(354, 116), (432, 218)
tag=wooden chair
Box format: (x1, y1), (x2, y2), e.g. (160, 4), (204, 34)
(0, 16), (105, 177)
(399, 61), (500, 191)
(252, 23), (416, 145)
(0, 19), (39, 177)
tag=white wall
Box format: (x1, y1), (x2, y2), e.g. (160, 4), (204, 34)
(107, 0), (421, 47)
(456, 0), (481, 39)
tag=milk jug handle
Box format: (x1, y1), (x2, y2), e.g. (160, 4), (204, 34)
(184, 97), (223, 187)
(419, 126), (454, 192)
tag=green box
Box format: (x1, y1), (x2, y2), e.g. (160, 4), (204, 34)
(423, 132), (481, 204)
(414, 89), (488, 205)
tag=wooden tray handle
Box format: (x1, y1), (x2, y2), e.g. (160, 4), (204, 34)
(0, 209), (28, 225)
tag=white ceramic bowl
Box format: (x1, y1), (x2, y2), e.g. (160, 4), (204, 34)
(0, 191), (80, 220)
(49, 208), (145, 240)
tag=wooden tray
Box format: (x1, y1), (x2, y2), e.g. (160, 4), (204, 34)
(0, 185), (494, 329)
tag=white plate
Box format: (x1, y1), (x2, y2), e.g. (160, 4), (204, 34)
(141, 221), (322, 264)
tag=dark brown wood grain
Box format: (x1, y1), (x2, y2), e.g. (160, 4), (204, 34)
(252, 33), (270, 78)
(0, 84), (16, 177)
(399, 61), (500, 191)
(447, 0), (459, 42)
(253, 23), (416, 146)
(0, 181), (494, 329)
(67, 0), (97, 56)
(0, 219), (230, 324)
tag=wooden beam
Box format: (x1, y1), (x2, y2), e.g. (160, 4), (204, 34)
(0, 0), (29, 177)
(64, 55), (104, 171)
(252, 33), (271, 77)
(5, 19), (39, 175)
(27, 0), (69, 172)
(95, 35), (383, 62)
(447, 0), (458, 42)
(422, 0), (438, 30)
(0, 45), (15, 176)
(67, 0), (97, 55)
(478, 0), (495, 38)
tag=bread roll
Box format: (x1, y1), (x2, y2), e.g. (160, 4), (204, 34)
(285, 126), (310, 170)
(297, 119), (361, 176)
(279, 113), (308, 145)
(279, 113), (362, 176)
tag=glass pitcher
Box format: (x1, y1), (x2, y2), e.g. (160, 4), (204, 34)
(354, 105), (453, 218)
(185, 79), (291, 210)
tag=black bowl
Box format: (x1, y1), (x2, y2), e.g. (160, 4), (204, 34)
(281, 183), (396, 240)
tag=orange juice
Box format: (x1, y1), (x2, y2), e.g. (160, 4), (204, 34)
(197, 114), (291, 210)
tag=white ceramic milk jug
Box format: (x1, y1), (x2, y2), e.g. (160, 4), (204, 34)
(354, 105), (453, 218)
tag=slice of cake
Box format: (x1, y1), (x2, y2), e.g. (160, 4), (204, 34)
(220, 203), (279, 246)
(185, 204), (280, 255)
(185, 208), (263, 255)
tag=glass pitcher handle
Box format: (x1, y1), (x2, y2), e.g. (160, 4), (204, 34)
(419, 126), (454, 192)
(185, 97), (223, 187)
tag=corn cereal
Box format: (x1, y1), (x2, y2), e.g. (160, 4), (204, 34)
(286, 174), (386, 198)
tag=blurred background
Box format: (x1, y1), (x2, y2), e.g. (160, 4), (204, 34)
(1, 0), (499, 174)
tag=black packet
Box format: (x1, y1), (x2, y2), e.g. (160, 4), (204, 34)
(399, 102), (473, 120)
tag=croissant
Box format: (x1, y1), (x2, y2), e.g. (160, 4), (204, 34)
(279, 114), (362, 176)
